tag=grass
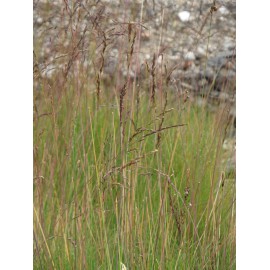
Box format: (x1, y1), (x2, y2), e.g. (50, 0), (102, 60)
(34, 1), (235, 269)
(34, 90), (235, 269)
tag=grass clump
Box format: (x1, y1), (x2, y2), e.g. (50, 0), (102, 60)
(34, 89), (235, 269)
(34, 1), (235, 269)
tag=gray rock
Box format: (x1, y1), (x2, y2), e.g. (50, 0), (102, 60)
(178, 11), (191, 22)
(218, 6), (230, 15)
(184, 51), (196, 61)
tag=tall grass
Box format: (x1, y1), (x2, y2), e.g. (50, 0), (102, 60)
(34, 1), (235, 269)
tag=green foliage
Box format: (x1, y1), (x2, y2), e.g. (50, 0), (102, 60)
(34, 2), (235, 268)
(34, 87), (235, 269)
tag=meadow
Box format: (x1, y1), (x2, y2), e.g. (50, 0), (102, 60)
(33, 1), (235, 269)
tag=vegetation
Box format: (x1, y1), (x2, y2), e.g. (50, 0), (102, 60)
(34, 1), (235, 269)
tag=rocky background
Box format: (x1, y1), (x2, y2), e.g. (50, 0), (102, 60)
(34, 0), (236, 173)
